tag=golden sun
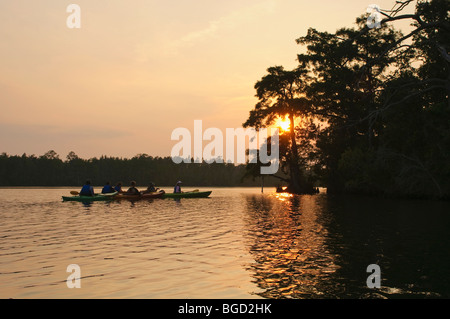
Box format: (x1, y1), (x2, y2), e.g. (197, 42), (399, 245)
(275, 116), (291, 132)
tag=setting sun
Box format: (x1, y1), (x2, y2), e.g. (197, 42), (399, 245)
(275, 115), (291, 132)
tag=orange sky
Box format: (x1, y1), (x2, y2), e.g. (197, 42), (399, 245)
(0, 0), (414, 159)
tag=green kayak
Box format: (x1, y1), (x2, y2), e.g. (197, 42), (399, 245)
(62, 192), (118, 202)
(162, 191), (212, 199)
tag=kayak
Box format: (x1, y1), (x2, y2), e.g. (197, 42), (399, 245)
(115, 190), (165, 201)
(162, 191), (212, 199)
(62, 192), (118, 202)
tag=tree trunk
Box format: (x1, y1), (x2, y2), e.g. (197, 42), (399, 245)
(287, 113), (304, 194)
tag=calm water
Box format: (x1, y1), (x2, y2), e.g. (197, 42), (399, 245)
(1, 187), (450, 299)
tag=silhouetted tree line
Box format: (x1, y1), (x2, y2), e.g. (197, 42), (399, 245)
(244, 0), (449, 199)
(0, 151), (280, 187)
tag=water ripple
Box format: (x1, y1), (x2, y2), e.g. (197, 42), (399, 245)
(1, 188), (450, 298)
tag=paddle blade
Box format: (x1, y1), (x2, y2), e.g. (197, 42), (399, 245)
(70, 191), (79, 195)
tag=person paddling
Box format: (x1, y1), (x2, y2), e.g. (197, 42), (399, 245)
(80, 180), (95, 196)
(126, 181), (141, 195)
(114, 182), (123, 193)
(142, 182), (159, 194)
(174, 181), (182, 193)
(101, 181), (115, 194)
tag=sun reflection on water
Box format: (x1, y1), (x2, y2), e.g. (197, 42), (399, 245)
(243, 193), (340, 298)
(274, 192), (293, 202)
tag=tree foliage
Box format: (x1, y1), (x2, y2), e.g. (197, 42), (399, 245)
(243, 66), (317, 194)
(244, 0), (449, 199)
(0, 151), (279, 187)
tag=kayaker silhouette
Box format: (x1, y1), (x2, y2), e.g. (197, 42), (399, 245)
(142, 182), (158, 194)
(101, 181), (115, 194)
(126, 181), (140, 195)
(174, 181), (182, 193)
(80, 180), (95, 196)
(114, 182), (123, 193)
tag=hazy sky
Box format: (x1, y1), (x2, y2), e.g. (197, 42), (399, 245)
(0, 0), (414, 159)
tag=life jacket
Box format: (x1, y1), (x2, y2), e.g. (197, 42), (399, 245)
(174, 185), (181, 193)
(102, 185), (114, 194)
(80, 184), (93, 196)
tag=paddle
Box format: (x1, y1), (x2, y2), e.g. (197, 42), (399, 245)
(70, 191), (79, 195)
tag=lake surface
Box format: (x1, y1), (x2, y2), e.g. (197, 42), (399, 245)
(1, 187), (450, 299)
